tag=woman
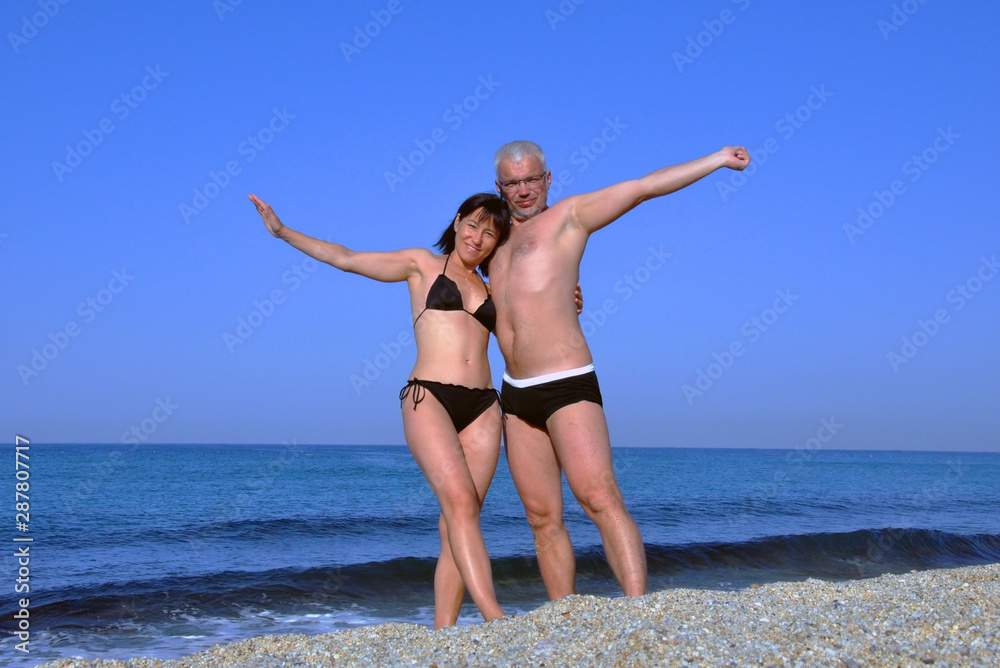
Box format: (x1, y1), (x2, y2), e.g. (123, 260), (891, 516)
(249, 192), (510, 627)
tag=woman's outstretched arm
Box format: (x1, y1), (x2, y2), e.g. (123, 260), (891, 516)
(250, 194), (424, 283)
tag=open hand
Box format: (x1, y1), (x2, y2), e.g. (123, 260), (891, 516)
(249, 194), (284, 238)
(720, 146), (750, 171)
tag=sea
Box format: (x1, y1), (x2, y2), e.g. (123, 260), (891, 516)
(2, 444), (999, 665)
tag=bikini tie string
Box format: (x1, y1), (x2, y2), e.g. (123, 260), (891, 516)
(399, 380), (426, 410)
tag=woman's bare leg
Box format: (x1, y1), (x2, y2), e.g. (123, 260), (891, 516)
(434, 512), (464, 627)
(433, 403), (502, 627)
(403, 397), (504, 626)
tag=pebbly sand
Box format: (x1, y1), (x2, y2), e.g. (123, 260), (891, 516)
(38, 563), (998, 667)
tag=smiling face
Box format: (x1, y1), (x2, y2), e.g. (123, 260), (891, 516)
(453, 207), (500, 265)
(495, 155), (551, 222)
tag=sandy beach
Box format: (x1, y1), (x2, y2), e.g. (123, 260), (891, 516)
(34, 563), (998, 667)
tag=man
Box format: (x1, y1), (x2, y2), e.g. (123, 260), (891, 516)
(488, 140), (750, 599)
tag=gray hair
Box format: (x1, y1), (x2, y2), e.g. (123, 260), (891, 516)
(494, 140), (547, 177)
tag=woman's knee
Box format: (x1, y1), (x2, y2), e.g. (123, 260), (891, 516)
(438, 489), (482, 522)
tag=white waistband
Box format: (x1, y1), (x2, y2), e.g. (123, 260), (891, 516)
(502, 364), (595, 388)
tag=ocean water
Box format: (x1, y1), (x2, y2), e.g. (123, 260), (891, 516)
(2, 444), (999, 664)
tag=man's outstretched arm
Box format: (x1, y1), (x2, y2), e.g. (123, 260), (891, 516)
(568, 146), (750, 235)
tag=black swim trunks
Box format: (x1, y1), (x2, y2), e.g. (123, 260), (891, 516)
(399, 379), (499, 433)
(500, 365), (603, 430)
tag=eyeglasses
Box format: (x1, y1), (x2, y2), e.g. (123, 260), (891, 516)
(498, 172), (549, 192)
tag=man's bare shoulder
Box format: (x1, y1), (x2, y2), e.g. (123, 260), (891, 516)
(520, 200), (574, 232)
(530, 198), (591, 243)
(541, 198), (574, 219)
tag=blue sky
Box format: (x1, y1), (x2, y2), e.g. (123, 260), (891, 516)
(3, 1), (998, 450)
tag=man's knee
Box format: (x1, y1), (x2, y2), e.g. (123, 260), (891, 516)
(527, 513), (566, 553)
(576, 484), (624, 517)
(525, 505), (563, 532)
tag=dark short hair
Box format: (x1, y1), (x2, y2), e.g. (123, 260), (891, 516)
(435, 193), (511, 277)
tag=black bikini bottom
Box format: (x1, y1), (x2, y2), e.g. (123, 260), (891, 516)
(399, 379), (499, 433)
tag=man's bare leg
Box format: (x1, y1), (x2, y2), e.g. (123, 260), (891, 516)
(504, 414), (576, 599)
(547, 401), (647, 596)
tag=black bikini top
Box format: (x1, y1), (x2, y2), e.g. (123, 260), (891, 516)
(413, 253), (496, 332)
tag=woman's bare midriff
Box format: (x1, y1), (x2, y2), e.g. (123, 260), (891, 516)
(410, 312), (494, 388)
